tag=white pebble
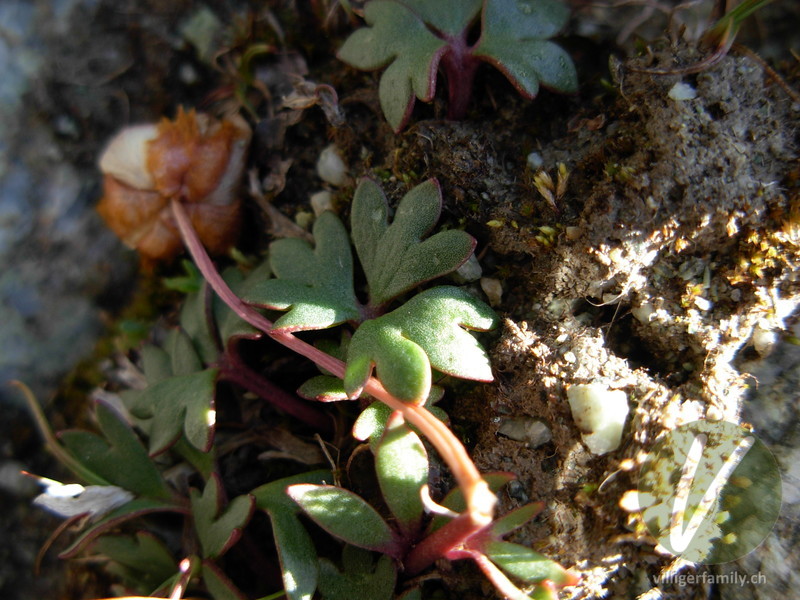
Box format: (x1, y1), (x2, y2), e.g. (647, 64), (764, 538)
(310, 190), (333, 216)
(632, 301), (655, 323)
(316, 144), (347, 186)
(668, 82), (697, 101)
(753, 320), (778, 356)
(455, 254), (482, 282)
(526, 152), (544, 170)
(567, 383), (629, 455)
(480, 277), (503, 307)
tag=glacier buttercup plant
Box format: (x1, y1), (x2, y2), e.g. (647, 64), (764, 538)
(338, 0), (578, 131)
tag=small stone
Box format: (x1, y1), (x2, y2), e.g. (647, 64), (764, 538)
(480, 277), (503, 307)
(668, 82), (697, 101)
(693, 296), (712, 311)
(497, 417), (553, 448)
(310, 190), (333, 216)
(753, 320), (778, 356)
(506, 479), (530, 503)
(316, 144), (347, 186)
(453, 253), (482, 282)
(526, 152), (544, 170)
(567, 383), (629, 455)
(620, 489), (647, 512)
(632, 302), (655, 323)
(295, 211), (314, 230)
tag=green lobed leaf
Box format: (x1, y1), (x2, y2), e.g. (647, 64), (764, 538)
(491, 502), (545, 537)
(317, 546), (396, 600)
(179, 283), (220, 365)
(190, 474), (255, 559)
(202, 560), (248, 600)
(140, 344), (172, 385)
(486, 541), (572, 585)
(92, 531), (177, 594)
(59, 498), (186, 559)
(337, 1), (447, 131)
(375, 419), (428, 532)
(270, 510), (320, 600)
(174, 436), (216, 481)
(429, 472), (515, 532)
(402, 0), (481, 36)
(473, 0), (577, 96)
(397, 588), (422, 600)
(352, 386), (446, 449)
(242, 212), (361, 331)
(287, 484), (400, 557)
(58, 402), (171, 500)
(179, 266), (261, 366)
(133, 368), (218, 455)
(345, 286), (497, 401)
(352, 179), (476, 307)
(163, 258), (203, 293)
(168, 327), (204, 377)
(217, 264), (266, 344)
(252, 470), (333, 513)
(253, 471), (332, 600)
(297, 375), (350, 402)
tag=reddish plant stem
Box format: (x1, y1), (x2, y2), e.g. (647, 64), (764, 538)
(217, 346), (333, 432)
(441, 33), (480, 121)
(403, 513), (486, 576)
(171, 199), (495, 525)
(454, 550), (537, 600)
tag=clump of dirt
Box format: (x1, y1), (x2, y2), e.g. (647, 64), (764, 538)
(436, 47), (800, 598)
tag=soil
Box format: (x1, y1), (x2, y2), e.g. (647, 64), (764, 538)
(4, 1), (800, 600)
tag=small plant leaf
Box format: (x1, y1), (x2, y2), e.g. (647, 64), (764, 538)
(253, 470), (332, 600)
(58, 401), (171, 500)
(352, 386), (446, 449)
(163, 258), (203, 293)
(242, 212), (361, 331)
(134, 367), (219, 455)
(202, 560), (248, 600)
(317, 546), (397, 600)
(297, 375), (350, 402)
(429, 472), (515, 532)
(345, 286), (497, 401)
(179, 267), (262, 365)
(179, 286), (220, 365)
(490, 502), (545, 537)
(168, 327), (204, 377)
(375, 419), (428, 532)
(473, 0), (577, 96)
(397, 588), (422, 600)
(92, 531), (177, 594)
(190, 474), (255, 559)
(352, 179), (476, 307)
(270, 510), (320, 600)
(485, 541), (573, 585)
(140, 344), (172, 385)
(287, 484), (400, 557)
(337, 1), (448, 131)
(402, 0), (481, 36)
(59, 498), (186, 559)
